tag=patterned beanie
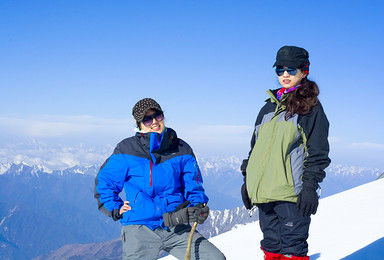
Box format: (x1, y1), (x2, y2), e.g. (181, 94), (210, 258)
(132, 98), (163, 122)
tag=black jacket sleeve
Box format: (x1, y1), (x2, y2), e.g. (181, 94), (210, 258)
(299, 102), (331, 187)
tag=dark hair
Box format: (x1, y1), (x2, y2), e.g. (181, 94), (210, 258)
(285, 78), (319, 120)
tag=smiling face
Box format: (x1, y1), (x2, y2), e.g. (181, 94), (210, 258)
(278, 67), (307, 88)
(139, 109), (165, 134)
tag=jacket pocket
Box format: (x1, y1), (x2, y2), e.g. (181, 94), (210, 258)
(164, 193), (184, 212)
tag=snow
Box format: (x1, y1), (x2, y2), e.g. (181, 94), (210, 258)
(164, 179), (384, 259)
(327, 163), (381, 177)
(0, 163), (12, 175)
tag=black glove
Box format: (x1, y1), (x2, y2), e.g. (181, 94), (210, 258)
(241, 176), (252, 210)
(187, 203), (209, 224)
(163, 200), (190, 227)
(297, 186), (319, 217)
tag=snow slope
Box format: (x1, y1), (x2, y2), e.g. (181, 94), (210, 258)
(164, 179), (384, 260)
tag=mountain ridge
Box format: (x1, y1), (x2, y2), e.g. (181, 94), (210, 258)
(0, 159), (382, 259)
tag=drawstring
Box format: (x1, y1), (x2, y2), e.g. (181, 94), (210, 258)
(248, 205), (257, 217)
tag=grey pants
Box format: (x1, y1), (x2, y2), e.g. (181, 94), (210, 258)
(121, 224), (226, 260)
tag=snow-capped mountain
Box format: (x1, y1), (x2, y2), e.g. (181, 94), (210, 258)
(0, 163), (120, 260)
(197, 206), (257, 238)
(0, 141), (111, 171)
(0, 158), (383, 260)
(0, 162), (53, 176)
(0, 161), (101, 176)
(198, 156), (243, 176)
(320, 163), (382, 197)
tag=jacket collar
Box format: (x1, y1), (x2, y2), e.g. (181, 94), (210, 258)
(267, 89), (291, 104)
(267, 89), (290, 116)
(135, 128), (178, 163)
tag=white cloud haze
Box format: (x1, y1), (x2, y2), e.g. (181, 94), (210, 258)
(1, 115), (383, 169)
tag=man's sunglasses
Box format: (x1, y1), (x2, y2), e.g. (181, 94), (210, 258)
(275, 66), (298, 76)
(142, 112), (164, 126)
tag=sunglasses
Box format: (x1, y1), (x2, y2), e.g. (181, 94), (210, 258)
(142, 112), (164, 126)
(275, 66), (298, 76)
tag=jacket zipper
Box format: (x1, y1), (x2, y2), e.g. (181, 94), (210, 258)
(150, 160), (153, 186)
(196, 168), (200, 184)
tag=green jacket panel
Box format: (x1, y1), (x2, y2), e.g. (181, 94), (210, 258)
(247, 116), (300, 203)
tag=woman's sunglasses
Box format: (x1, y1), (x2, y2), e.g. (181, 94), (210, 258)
(275, 66), (298, 76)
(142, 112), (164, 126)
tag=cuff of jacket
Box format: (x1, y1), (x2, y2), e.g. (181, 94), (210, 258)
(112, 208), (123, 221)
(302, 179), (319, 190)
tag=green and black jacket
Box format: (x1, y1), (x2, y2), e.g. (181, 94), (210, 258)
(242, 89), (331, 204)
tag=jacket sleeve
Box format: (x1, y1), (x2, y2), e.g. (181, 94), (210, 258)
(299, 102), (331, 187)
(94, 152), (127, 221)
(181, 154), (209, 207)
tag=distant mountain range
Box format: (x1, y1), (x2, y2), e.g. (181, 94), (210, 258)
(0, 163), (120, 260)
(0, 159), (382, 259)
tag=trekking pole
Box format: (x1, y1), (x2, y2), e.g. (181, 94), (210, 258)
(185, 221), (198, 260)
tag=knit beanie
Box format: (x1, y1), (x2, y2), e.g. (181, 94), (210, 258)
(132, 98), (163, 122)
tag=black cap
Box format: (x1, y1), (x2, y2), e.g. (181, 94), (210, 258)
(132, 98), (163, 122)
(273, 46), (310, 68)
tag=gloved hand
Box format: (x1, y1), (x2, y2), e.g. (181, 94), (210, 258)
(241, 176), (252, 210)
(187, 203), (209, 224)
(163, 200), (190, 227)
(297, 186), (319, 217)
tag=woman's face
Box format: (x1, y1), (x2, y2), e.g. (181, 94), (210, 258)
(277, 67), (307, 89)
(139, 109), (165, 134)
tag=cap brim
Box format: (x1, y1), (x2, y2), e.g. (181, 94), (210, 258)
(273, 59), (302, 68)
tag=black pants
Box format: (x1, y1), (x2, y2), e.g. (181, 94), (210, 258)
(258, 201), (311, 256)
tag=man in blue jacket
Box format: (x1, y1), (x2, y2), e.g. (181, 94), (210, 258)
(94, 98), (225, 260)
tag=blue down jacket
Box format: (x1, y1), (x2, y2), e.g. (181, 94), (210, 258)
(94, 128), (208, 230)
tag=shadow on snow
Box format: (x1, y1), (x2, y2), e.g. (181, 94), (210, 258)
(341, 237), (384, 260)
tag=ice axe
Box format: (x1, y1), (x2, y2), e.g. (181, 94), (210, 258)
(184, 203), (206, 260)
(184, 221), (198, 260)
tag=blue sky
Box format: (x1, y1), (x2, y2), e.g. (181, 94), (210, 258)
(1, 0), (384, 169)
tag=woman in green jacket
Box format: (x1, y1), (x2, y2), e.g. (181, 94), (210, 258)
(241, 46), (331, 260)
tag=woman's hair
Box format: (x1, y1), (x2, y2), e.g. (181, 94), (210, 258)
(285, 77), (319, 120)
